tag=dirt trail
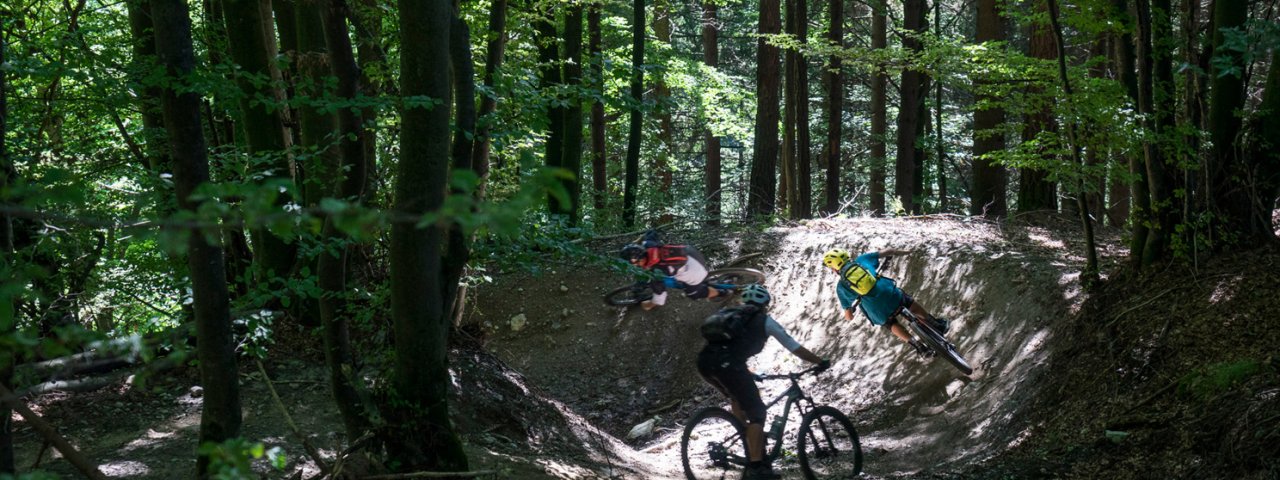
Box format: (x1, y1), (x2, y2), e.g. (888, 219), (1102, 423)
(478, 217), (1103, 478)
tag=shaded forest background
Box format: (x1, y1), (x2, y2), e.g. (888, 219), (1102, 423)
(0, 0), (1277, 475)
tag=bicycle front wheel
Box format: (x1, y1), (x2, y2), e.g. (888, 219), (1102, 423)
(704, 268), (766, 288)
(603, 283), (652, 306)
(681, 407), (748, 480)
(797, 406), (862, 479)
(907, 320), (974, 375)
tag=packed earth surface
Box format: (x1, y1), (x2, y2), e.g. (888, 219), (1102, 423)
(11, 216), (1279, 479)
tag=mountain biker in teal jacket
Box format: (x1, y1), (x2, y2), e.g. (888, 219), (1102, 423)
(823, 248), (950, 356)
(696, 284), (829, 480)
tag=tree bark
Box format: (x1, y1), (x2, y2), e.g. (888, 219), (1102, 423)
(970, 0), (1006, 217)
(781, 0), (797, 214)
(589, 4), (608, 212)
(127, 2), (170, 173)
(823, 0), (843, 215)
(0, 23), (14, 476)
(151, 0), (242, 473)
(220, 0), (299, 288)
(473, 0), (508, 197)
(443, 10), (477, 343)
(562, 6), (585, 223)
(1135, 0), (1177, 266)
(317, 0), (372, 441)
(894, 0), (928, 215)
(653, 0), (674, 221)
(870, 0), (886, 215)
(1018, 5), (1059, 213)
(794, 0), (812, 219)
(748, 0), (782, 216)
(702, 1), (721, 223)
(623, 0), (645, 226)
(537, 9), (567, 216)
(391, 0), (469, 470)
(1252, 55), (1280, 237)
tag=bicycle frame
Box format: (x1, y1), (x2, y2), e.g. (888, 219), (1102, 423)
(757, 371), (820, 462)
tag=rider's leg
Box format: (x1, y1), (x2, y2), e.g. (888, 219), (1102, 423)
(746, 422), (766, 462)
(888, 322), (912, 343)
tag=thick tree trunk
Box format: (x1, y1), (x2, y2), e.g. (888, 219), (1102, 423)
(295, 2), (340, 203)
(1254, 56), (1280, 236)
(653, 0), (674, 221)
(443, 11), (477, 340)
(781, 0), (797, 214)
(562, 6), (585, 223)
(623, 0), (645, 226)
(473, 0), (508, 196)
(352, 0), (384, 202)
(589, 4), (608, 212)
(971, 0), (1006, 217)
(794, 0), (811, 219)
(823, 0), (842, 215)
(316, 0), (372, 441)
(870, 0), (886, 215)
(537, 10), (567, 215)
(0, 23), (14, 476)
(702, 1), (721, 223)
(748, 0), (782, 216)
(151, 1), (242, 473)
(1112, 0), (1149, 254)
(220, 0), (298, 288)
(1018, 6), (1059, 213)
(127, 2), (170, 173)
(895, 0), (927, 214)
(391, 0), (469, 470)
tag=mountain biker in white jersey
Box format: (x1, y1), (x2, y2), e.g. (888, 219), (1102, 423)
(619, 232), (730, 310)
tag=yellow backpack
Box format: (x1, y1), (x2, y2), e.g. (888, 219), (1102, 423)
(840, 262), (878, 295)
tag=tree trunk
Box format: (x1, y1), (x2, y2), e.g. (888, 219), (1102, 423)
(1046, 0), (1100, 283)
(443, 10), (477, 342)
(823, 0), (842, 215)
(390, 0), (469, 470)
(781, 0), (797, 214)
(970, 0), (1006, 217)
(794, 0), (812, 219)
(537, 10), (567, 216)
(562, 6), (585, 223)
(151, 1), (242, 472)
(220, 0), (298, 287)
(473, 0), (508, 198)
(1113, 0), (1149, 254)
(653, 0), (674, 221)
(702, 1), (721, 223)
(1253, 55), (1280, 237)
(352, 0), (384, 202)
(1018, 5), (1059, 213)
(895, 0), (927, 214)
(127, 2), (170, 173)
(1136, 0), (1177, 266)
(0, 23), (14, 476)
(623, 0), (645, 226)
(748, 0), (782, 216)
(316, 0), (372, 441)
(588, 3), (607, 212)
(870, 0), (886, 215)
(1206, 0), (1249, 247)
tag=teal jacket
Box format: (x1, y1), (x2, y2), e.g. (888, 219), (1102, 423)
(835, 251), (904, 326)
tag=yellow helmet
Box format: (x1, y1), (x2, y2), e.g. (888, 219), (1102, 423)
(822, 249), (851, 270)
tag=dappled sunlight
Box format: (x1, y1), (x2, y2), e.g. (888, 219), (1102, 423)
(99, 460), (151, 477)
(1209, 275), (1243, 304)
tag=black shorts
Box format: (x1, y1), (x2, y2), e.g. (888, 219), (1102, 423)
(696, 347), (766, 424)
(879, 292), (915, 329)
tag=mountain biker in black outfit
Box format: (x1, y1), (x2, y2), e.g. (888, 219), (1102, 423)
(696, 284), (830, 480)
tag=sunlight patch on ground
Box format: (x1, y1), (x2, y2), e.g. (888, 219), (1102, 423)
(536, 458), (598, 478)
(1027, 230), (1068, 250)
(1210, 275), (1243, 304)
(124, 428), (176, 450)
(100, 460), (150, 477)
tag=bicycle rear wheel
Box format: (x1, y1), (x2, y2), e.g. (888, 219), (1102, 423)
(603, 283), (652, 306)
(681, 407), (749, 480)
(704, 268), (766, 288)
(907, 320), (974, 375)
(797, 406), (862, 479)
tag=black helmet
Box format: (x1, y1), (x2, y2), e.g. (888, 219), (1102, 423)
(620, 243), (646, 261)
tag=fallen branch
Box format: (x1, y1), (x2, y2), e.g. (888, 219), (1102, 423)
(644, 399), (681, 415)
(570, 222), (675, 244)
(255, 360), (330, 476)
(360, 470), (497, 479)
(1105, 288), (1174, 328)
(0, 381), (109, 480)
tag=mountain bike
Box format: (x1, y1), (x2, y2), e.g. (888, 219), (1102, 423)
(680, 366), (862, 480)
(896, 307), (973, 375)
(602, 267), (766, 307)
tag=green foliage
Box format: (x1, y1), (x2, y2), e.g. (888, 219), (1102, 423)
(198, 438), (288, 479)
(1177, 360), (1266, 401)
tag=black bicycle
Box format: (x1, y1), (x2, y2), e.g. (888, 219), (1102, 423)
(896, 307), (973, 375)
(602, 267), (766, 307)
(680, 366), (862, 480)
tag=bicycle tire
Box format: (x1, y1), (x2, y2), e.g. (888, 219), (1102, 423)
(682, 407), (749, 480)
(704, 268), (767, 288)
(603, 283), (651, 307)
(907, 320), (974, 375)
(797, 405), (862, 479)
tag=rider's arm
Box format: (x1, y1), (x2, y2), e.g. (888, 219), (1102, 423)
(877, 248), (910, 258)
(765, 316), (826, 366)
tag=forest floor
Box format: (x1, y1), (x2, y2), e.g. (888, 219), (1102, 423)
(10, 214), (1279, 479)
